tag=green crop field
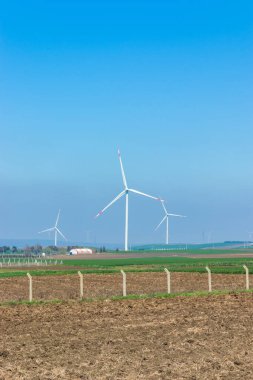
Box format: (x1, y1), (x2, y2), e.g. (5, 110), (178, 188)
(60, 256), (253, 274)
(1, 251), (253, 278)
(62, 256), (251, 267)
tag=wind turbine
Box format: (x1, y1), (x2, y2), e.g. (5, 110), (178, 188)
(39, 209), (67, 247)
(95, 149), (161, 251)
(155, 200), (186, 245)
(247, 232), (253, 247)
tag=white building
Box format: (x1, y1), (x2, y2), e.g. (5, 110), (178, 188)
(69, 248), (93, 255)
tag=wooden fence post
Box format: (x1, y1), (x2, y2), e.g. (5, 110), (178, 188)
(78, 271), (84, 299)
(206, 266), (212, 292)
(243, 265), (249, 290)
(164, 268), (171, 294)
(27, 273), (33, 302)
(120, 270), (127, 297)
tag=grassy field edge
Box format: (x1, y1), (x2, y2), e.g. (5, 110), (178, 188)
(1, 288), (253, 308)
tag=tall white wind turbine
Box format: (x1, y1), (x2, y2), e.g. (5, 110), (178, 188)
(39, 209), (67, 247)
(155, 200), (186, 245)
(95, 149), (161, 251)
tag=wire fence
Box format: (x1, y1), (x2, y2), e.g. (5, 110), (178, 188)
(0, 258), (63, 268)
(0, 266), (251, 303)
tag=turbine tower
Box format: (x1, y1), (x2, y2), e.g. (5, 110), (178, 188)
(39, 209), (67, 247)
(95, 149), (160, 251)
(155, 200), (186, 245)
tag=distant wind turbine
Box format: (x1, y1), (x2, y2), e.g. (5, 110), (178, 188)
(39, 209), (67, 247)
(155, 200), (186, 245)
(246, 232), (253, 247)
(95, 149), (161, 251)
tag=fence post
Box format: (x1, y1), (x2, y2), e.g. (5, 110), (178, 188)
(78, 271), (84, 299)
(164, 268), (171, 294)
(27, 273), (33, 302)
(206, 266), (212, 292)
(120, 270), (127, 297)
(243, 265), (249, 290)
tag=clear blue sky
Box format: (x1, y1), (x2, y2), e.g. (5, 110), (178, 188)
(0, 0), (253, 245)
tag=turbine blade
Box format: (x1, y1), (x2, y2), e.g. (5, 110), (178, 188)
(55, 209), (61, 227)
(168, 213), (186, 218)
(118, 149), (128, 189)
(38, 227), (54, 234)
(56, 228), (67, 241)
(161, 200), (168, 214)
(95, 190), (126, 218)
(129, 188), (159, 201)
(155, 216), (167, 231)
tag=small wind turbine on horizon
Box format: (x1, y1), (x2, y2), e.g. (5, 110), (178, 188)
(246, 231), (253, 248)
(155, 200), (186, 245)
(95, 149), (161, 251)
(38, 209), (67, 247)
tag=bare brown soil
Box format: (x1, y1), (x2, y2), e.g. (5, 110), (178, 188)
(1, 293), (253, 379)
(0, 272), (251, 302)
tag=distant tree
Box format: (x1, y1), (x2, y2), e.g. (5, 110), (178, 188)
(47, 245), (59, 252)
(2, 246), (10, 253)
(24, 246), (34, 254)
(32, 245), (43, 254)
(12, 246), (18, 253)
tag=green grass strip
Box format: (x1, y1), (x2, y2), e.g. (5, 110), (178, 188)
(2, 262), (253, 278)
(1, 288), (253, 308)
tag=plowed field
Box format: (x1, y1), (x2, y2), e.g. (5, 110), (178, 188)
(1, 293), (253, 379)
(0, 272), (251, 302)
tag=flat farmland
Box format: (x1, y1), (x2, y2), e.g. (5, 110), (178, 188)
(1, 293), (253, 379)
(0, 272), (251, 302)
